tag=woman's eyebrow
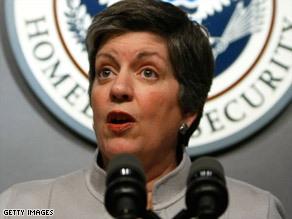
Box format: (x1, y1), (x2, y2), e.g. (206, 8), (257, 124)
(136, 51), (166, 62)
(95, 51), (166, 66)
(96, 52), (115, 60)
(95, 52), (119, 67)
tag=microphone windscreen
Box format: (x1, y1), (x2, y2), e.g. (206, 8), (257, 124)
(187, 156), (226, 186)
(106, 153), (146, 185)
(105, 153), (147, 218)
(186, 156), (228, 218)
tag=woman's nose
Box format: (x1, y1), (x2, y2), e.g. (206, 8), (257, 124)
(110, 71), (134, 102)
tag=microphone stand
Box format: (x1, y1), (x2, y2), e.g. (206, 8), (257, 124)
(143, 210), (161, 219)
(116, 210), (161, 219)
(173, 209), (218, 219)
(172, 209), (189, 219)
(143, 209), (219, 219)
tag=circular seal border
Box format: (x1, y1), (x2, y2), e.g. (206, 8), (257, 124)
(187, 88), (291, 156)
(52, 0), (277, 102)
(4, 0), (96, 143)
(208, 0), (276, 101)
(53, 0), (89, 79)
(4, 0), (292, 157)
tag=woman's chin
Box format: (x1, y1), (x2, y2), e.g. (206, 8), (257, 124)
(101, 140), (141, 160)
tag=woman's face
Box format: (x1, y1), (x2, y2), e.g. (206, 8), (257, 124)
(91, 32), (194, 167)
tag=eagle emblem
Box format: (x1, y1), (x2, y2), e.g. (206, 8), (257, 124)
(65, 0), (265, 77)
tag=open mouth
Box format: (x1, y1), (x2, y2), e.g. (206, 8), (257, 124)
(111, 117), (132, 124)
(106, 111), (135, 132)
(107, 111), (135, 125)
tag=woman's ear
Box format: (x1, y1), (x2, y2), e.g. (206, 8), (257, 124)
(183, 112), (198, 129)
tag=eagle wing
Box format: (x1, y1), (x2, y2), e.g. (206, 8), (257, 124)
(212, 0), (265, 58)
(164, 0), (232, 23)
(98, 0), (122, 7)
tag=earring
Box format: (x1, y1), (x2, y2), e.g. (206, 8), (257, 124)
(179, 123), (188, 135)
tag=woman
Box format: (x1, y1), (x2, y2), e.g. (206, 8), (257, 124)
(86, 0), (212, 213)
(86, 0), (212, 210)
(0, 0), (286, 218)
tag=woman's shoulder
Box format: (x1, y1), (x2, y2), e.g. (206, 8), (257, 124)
(0, 178), (55, 215)
(226, 177), (269, 196)
(224, 177), (286, 219)
(0, 169), (87, 211)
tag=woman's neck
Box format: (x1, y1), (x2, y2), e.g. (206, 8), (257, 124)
(98, 146), (183, 210)
(144, 156), (178, 210)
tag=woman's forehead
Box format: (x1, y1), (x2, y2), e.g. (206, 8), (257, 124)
(97, 31), (169, 58)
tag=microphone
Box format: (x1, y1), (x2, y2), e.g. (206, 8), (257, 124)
(185, 156), (228, 219)
(105, 153), (147, 219)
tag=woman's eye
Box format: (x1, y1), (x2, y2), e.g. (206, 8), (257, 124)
(98, 68), (113, 78)
(141, 69), (158, 79)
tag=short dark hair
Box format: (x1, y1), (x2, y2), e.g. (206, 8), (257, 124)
(86, 0), (214, 146)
